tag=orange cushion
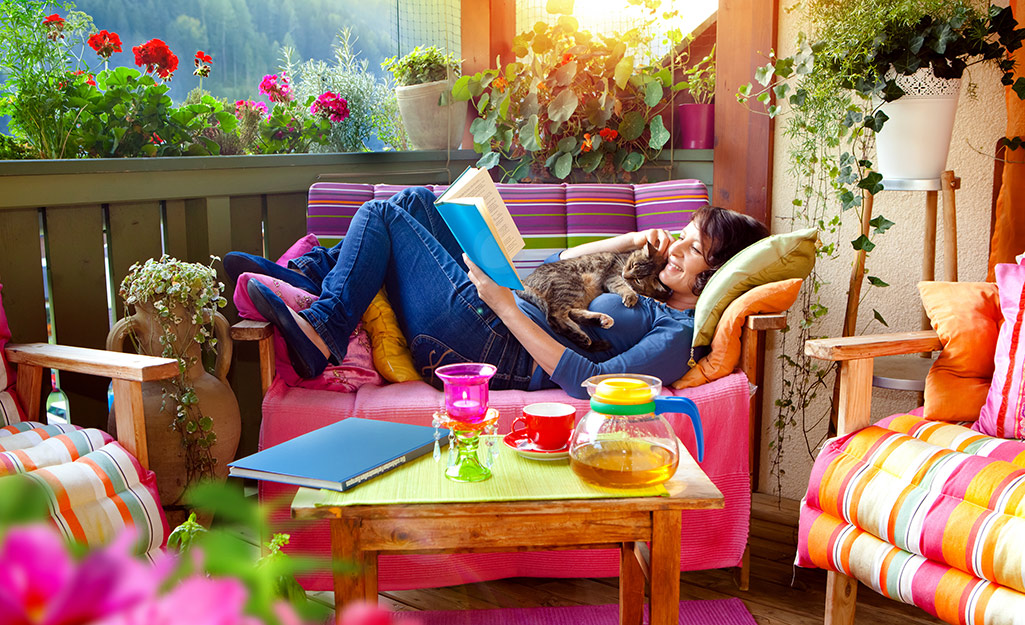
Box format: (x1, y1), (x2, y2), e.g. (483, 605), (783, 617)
(919, 281), (1002, 422)
(673, 279), (803, 390)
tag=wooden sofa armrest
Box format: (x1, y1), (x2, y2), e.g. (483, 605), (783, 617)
(230, 320), (275, 395)
(803, 330), (941, 437)
(5, 343), (179, 470)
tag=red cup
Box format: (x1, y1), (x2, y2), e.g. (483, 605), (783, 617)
(511, 402), (576, 450)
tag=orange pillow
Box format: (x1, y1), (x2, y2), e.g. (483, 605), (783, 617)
(673, 279), (803, 389)
(919, 281), (1001, 422)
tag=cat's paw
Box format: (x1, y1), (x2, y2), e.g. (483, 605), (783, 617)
(621, 292), (638, 307)
(598, 314), (614, 329)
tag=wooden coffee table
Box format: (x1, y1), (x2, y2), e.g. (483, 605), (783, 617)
(292, 442), (723, 625)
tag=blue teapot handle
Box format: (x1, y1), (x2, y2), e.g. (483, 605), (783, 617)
(653, 396), (704, 462)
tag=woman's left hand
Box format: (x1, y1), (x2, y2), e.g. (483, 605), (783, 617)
(464, 254), (518, 315)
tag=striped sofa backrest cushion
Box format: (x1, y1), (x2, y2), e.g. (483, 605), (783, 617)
(564, 184), (636, 248)
(634, 179), (708, 233)
(306, 183), (375, 247)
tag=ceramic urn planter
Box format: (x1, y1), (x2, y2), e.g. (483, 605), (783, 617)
(395, 78), (468, 150)
(107, 301), (241, 509)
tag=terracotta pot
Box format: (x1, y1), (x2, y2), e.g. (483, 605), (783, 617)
(395, 78), (467, 150)
(107, 302), (240, 506)
(675, 103), (714, 149)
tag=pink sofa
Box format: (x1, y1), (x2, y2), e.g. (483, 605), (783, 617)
(232, 180), (782, 591)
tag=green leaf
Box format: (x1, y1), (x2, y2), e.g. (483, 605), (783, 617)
(519, 115), (540, 151)
(546, 0), (574, 14)
(872, 309), (889, 327)
(866, 276), (890, 287)
(476, 151), (500, 169)
(858, 171), (884, 194)
(557, 15), (578, 32)
(555, 61), (577, 86)
(869, 215), (895, 234)
(648, 115), (670, 150)
(553, 152), (573, 179)
(621, 151), (644, 172)
(644, 79), (663, 107)
(1013, 77), (1025, 101)
(578, 150), (602, 173)
(737, 83), (752, 98)
(754, 64), (774, 86)
(613, 55), (635, 90)
(557, 136), (577, 152)
(618, 111), (645, 141)
(469, 117), (497, 144)
(547, 89), (578, 123)
(851, 235), (875, 252)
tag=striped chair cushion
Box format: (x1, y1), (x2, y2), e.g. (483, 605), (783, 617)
(798, 415), (1025, 623)
(0, 422), (167, 560)
(0, 391), (24, 427)
(633, 179), (707, 232)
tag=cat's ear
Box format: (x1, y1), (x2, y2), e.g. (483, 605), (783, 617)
(644, 241), (658, 256)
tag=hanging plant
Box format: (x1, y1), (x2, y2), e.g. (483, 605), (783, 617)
(118, 255), (227, 487)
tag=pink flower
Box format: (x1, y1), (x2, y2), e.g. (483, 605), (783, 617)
(339, 601), (419, 625)
(310, 91), (350, 122)
(92, 577), (262, 625)
(259, 73), (292, 103)
(234, 99), (268, 120)
(0, 526), (169, 625)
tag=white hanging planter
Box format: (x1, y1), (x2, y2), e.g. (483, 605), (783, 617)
(874, 68), (961, 181)
(395, 78), (468, 150)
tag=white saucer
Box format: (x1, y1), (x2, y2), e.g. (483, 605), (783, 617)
(503, 431), (570, 461)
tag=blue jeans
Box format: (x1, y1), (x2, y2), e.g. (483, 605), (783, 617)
(289, 187), (535, 391)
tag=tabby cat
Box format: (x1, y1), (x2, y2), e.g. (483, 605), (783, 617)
(517, 242), (670, 352)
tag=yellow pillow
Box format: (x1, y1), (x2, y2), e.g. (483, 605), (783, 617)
(360, 290), (421, 383)
(674, 279), (803, 389)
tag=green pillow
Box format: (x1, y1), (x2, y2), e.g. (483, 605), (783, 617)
(692, 228), (818, 348)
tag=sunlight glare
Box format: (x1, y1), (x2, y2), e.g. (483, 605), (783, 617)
(571, 0), (717, 60)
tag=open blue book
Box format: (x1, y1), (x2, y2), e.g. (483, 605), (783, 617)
(435, 167), (525, 289)
(228, 418), (448, 492)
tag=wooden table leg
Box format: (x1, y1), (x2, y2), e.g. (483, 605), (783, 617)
(331, 517), (371, 619)
(649, 510), (682, 625)
(620, 541), (644, 625)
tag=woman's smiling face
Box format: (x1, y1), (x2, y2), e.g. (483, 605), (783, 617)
(659, 220), (710, 307)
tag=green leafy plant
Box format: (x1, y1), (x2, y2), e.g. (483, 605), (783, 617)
(451, 0), (678, 182)
(736, 0), (1025, 492)
(119, 255), (227, 487)
(381, 44), (462, 87)
(673, 44), (715, 104)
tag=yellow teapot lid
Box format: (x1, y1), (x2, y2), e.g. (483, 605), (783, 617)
(592, 377), (657, 405)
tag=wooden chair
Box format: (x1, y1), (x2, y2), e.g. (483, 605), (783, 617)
(3, 342), (178, 469)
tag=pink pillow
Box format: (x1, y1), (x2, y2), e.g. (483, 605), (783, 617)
(976, 259), (1025, 439)
(276, 233), (319, 266)
(0, 284), (26, 426)
(233, 272), (381, 392)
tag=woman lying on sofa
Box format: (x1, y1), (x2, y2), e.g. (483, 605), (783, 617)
(226, 187), (767, 399)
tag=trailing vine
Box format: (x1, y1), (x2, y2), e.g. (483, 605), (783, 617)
(119, 255), (227, 488)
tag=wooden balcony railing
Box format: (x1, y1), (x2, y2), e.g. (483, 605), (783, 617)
(0, 149), (712, 457)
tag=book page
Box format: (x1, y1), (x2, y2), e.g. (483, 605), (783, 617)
(443, 169), (524, 257)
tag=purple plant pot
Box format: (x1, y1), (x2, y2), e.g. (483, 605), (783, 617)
(675, 103), (714, 149)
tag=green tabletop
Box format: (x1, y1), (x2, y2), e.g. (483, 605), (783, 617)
(293, 435), (668, 509)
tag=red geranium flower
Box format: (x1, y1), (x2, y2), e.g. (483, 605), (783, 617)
(599, 127), (619, 141)
(43, 13), (65, 40)
(195, 50), (212, 64)
(88, 30), (122, 59)
(193, 50), (212, 78)
(132, 38), (178, 80)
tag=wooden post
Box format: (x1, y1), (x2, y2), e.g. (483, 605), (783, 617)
(941, 170), (960, 282)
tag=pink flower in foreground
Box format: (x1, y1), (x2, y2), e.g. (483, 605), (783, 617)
(339, 601), (421, 625)
(92, 577), (262, 625)
(310, 91), (350, 122)
(259, 72), (292, 103)
(234, 99), (269, 120)
(0, 526), (168, 625)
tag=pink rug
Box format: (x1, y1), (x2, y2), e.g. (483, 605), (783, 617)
(398, 598), (756, 624)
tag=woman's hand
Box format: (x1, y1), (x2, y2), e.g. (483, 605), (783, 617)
(636, 228), (674, 258)
(464, 255), (518, 315)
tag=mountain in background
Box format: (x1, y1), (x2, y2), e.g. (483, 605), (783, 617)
(75, 0), (402, 103)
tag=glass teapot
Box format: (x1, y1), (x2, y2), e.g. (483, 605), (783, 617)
(568, 374), (704, 489)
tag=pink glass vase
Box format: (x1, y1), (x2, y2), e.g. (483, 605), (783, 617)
(435, 363), (498, 482)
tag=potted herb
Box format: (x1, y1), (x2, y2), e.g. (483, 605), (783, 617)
(381, 45), (466, 150)
(672, 45), (716, 149)
(107, 255), (239, 518)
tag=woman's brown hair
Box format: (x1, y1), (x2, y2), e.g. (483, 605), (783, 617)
(691, 205), (769, 296)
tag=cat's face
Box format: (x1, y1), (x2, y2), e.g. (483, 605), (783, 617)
(623, 243), (672, 300)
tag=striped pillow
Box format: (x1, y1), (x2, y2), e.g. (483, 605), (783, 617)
(0, 422), (167, 559)
(802, 417), (1025, 594)
(306, 183), (374, 244)
(565, 184), (636, 248)
(978, 259), (1025, 439)
(633, 179), (707, 232)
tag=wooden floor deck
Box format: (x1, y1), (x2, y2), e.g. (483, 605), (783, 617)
(370, 494), (944, 624)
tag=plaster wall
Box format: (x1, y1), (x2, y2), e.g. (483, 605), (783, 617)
(759, 1), (1011, 498)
